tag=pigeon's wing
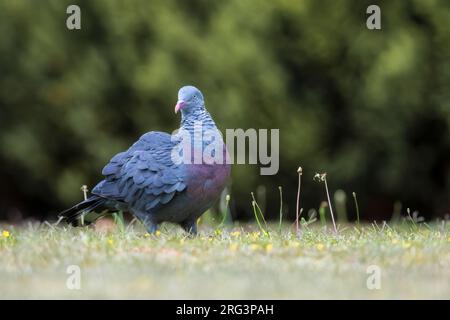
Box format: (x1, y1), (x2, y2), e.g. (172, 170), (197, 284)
(92, 131), (186, 211)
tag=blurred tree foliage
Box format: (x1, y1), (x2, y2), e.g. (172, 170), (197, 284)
(0, 0), (448, 221)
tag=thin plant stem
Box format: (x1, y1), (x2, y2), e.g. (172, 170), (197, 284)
(323, 177), (337, 233)
(296, 167), (303, 234)
(352, 192), (360, 226)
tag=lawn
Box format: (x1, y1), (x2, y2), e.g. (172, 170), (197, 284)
(0, 219), (449, 299)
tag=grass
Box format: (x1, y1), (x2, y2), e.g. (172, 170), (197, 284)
(0, 219), (449, 299)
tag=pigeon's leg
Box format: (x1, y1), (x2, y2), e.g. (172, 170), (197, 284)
(144, 220), (159, 234)
(131, 210), (158, 234)
(181, 218), (198, 236)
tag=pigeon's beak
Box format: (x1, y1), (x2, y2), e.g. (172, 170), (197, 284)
(175, 101), (186, 114)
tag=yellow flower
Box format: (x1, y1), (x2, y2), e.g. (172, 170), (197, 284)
(179, 238), (185, 244)
(447, 237), (450, 243)
(144, 231), (161, 237)
(107, 239), (114, 246)
(402, 241), (411, 249)
(215, 229), (222, 236)
(230, 231), (241, 237)
(250, 244), (260, 251)
(316, 243), (325, 251)
(391, 239), (399, 245)
(265, 244), (273, 252)
(229, 243), (238, 251)
(2, 230), (10, 238)
(290, 241), (300, 248)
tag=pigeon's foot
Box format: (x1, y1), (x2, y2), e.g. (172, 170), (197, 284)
(181, 219), (198, 236)
(145, 222), (159, 234)
(132, 210), (159, 235)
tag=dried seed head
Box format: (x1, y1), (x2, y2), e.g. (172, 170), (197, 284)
(226, 194), (231, 201)
(297, 166), (303, 175)
(314, 172), (327, 182)
(80, 185), (89, 200)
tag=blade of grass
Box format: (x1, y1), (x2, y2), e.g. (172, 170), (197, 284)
(218, 194), (231, 228)
(252, 201), (265, 233)
(251, 192), (268, 231)
(319, 202), (327, 227)
(278, 186), (283, 234)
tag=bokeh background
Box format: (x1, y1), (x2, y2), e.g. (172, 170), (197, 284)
(0, 0), (449, 223)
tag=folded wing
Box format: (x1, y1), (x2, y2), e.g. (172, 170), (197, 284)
(92, 131), (186, 212)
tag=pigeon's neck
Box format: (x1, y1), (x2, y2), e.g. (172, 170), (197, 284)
(178, 108), (227, 163)
(180, 109), (217, 133)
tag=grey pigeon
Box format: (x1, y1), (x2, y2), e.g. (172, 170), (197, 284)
(59, 86), (231, 234)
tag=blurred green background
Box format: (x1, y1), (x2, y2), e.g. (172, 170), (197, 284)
(0, 0), (449, 222)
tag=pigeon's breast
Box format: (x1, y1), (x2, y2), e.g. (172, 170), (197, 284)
(149, 162), (230, 224)
(186, 162), (230, 199)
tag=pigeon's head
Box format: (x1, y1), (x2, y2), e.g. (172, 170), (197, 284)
(175, 86), (205, 115)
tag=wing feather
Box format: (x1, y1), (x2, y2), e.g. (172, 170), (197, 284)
(92, 131), (186, 211)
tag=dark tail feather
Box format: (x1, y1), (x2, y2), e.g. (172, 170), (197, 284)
(58, 195), (111, 226)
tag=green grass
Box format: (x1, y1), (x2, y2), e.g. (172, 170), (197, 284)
(0, 220), (449, 299)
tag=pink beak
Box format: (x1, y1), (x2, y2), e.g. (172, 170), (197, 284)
(175, 101), (186, 114)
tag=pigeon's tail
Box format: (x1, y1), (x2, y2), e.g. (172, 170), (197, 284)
(58, 195), (113, 226)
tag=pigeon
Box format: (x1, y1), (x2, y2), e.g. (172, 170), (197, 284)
(59, 86), (231, 234)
